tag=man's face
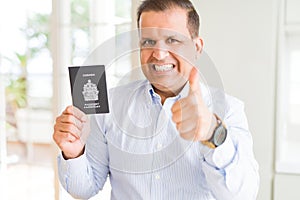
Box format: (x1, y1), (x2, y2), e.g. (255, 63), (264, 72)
(139, 7), (202, 96)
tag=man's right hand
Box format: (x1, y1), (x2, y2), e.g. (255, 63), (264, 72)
(53, 105), (90, 159)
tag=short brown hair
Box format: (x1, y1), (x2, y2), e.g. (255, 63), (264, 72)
(137, 0), (200, 38)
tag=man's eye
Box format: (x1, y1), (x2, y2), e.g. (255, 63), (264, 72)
(141, 39), (156, 47)
(166, 38), (180, 44)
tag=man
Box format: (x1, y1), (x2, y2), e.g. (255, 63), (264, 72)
(53, 0), (259, 199)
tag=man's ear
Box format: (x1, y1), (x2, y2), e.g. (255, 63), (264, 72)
(194, 37), (203, 54)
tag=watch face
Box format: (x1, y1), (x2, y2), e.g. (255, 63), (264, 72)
(213, 125), (227, 146)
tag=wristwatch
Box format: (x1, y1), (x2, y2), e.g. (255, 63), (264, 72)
(202, 115), (227, 149)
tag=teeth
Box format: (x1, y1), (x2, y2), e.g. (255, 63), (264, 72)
(154, 64), (173, 72)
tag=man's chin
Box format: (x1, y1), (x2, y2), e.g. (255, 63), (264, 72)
(151, 82), (182, 94)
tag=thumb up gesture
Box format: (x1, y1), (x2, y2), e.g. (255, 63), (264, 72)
(171, 67), (217, 141)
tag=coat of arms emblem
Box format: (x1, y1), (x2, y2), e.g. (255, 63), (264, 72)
(82, 79), (99, 101)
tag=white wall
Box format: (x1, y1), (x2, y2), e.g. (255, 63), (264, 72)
(195, 1), (277, 199)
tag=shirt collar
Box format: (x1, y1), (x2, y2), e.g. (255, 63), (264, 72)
(144, 81), (189, 104)
(144, 80), (212, 107)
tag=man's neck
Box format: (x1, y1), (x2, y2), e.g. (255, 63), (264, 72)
(153, 85), (184, 105)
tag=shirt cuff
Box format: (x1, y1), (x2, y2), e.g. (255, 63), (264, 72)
(200, 134), (236, 169)
(58, 150), (88, 174)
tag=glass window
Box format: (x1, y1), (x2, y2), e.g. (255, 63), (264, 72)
(1, 0), (133, 199)
(0, 1), (53, 199)
(276, 0), (300, 174)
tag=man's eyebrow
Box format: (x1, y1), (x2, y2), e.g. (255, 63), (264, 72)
(166, 34), (177, 38)
(140, 34), (188, 41)
(141, 35), (178, 39)
(166, 34), (188, 39)
(140, 37), (155, 40)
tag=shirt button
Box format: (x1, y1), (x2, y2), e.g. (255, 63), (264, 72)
(157, 143), (162, 150)
(63, 162), (68, 171)
(155, 174), (160, 180)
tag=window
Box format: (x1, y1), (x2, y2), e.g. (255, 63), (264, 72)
(276, 0), (300, 174)
(1, 0), (134, 199)
(0, 1), (53, 199)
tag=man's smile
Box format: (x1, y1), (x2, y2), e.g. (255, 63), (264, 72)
(151, 63), (175, 72)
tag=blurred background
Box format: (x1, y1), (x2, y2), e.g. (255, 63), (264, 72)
(0, 0), (299, 199)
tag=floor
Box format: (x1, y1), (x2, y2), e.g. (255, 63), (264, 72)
(2, 141), (111, 200)
(3, 142), (54, 200)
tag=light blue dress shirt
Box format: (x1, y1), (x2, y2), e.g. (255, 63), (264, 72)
(57, 80), (259, 200)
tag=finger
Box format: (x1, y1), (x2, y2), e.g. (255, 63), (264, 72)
(53, 131), (78, 148)
(172, 110), (182, 123)
(172, 106), (195, 123)
(72, 106), (88, 122)
(172, 111), (181, 123)
(59, 123), (81, 137)
(179, 131), (195, 141)
(59, 114), (84, 131)
(171, 101), (182, 123)
(63, 105), (87, 122)
(171, 101), (181, 114)
(60, 132), (78, 143)
(65, 132), (77, 142)
(63, 105), (74, 115)
(188, 67), (202, 96)
(176, 118), (196, 133)
(173, 102), (197, 123)
(175, 121), (182, 131)
(171, 99), (189, 114)
(54, 123), (81, 139)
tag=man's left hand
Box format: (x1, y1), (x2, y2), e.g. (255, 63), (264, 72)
(171, 67), (217, 141)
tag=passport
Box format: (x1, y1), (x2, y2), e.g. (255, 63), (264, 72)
(68, 65), (109, 114)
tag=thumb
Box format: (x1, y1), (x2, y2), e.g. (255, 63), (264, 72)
(188, 67), (200, 94)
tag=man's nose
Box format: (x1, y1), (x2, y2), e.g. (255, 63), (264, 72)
(152, 42), (169, 60)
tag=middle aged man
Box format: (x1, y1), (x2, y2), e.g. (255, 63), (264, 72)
(53, 0), (259, 199)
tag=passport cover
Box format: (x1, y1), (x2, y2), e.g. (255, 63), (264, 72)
(69, 65), (109, 114)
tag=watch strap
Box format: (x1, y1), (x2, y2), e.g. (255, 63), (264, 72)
(201, 114), (226, 149)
